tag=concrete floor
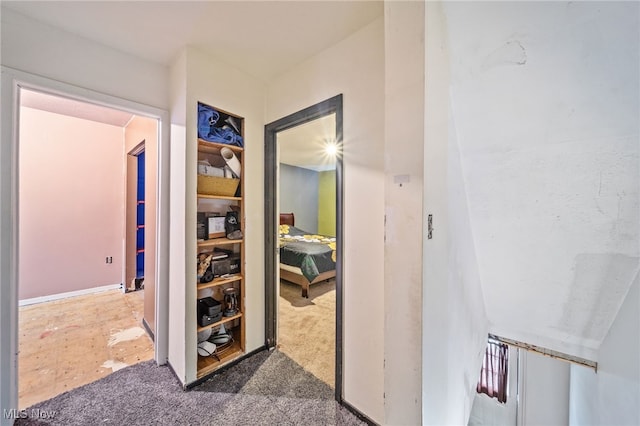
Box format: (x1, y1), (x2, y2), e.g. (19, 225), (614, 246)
(18, 289), (154, 409)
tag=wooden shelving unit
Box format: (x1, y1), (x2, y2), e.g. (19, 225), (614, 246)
(195, 103), (245, 379)
(196, 275), (243, 291)
(197, 193), (242, 201)
(196, 339), (244, 379)
(198, 138), (243, 155)
(197, 237), (244, 249)
(196, 312), (243, 333)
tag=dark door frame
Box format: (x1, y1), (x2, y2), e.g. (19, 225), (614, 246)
(264, 94), (344, 401)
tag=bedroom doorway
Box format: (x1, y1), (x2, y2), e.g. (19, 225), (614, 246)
(264, 95), (344, 401)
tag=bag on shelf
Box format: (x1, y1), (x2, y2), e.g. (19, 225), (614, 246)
(197, 253), (215, 283)
(197, 103), (244, 147)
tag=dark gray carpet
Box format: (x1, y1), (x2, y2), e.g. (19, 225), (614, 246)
(15, 349), (366, 426)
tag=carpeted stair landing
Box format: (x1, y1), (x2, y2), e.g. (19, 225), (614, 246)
(15, 349), (365, 426)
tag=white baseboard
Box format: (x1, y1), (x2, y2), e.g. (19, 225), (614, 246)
(19, 283), (123, 306)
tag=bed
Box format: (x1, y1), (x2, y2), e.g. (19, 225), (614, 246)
(279, 213), (336, 298)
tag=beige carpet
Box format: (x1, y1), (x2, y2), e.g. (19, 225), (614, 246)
(278, 279), (336, 388)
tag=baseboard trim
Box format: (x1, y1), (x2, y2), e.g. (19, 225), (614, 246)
(184, 345), (268, 390)
(340, 400), (378, 426)
(142, 318), (155, 342)
(18, 283), (123, 306)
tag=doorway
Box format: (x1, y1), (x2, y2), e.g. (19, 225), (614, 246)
(136, 150), (145, 287)
(264, 94), (344, 400)
(126, 143), (146, 292)
(1, 68), (170, 414)
(16, 88), (158, 408)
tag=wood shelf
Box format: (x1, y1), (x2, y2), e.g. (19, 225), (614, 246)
(197, 338), (244, 379)
(197, 275), (243, 291)
(198, 139), (244, 154)
(197, 193), (242, 201)
(195, 102), (245, 381)
(197, 312), (243, 333)
(197, 237), (243, 248)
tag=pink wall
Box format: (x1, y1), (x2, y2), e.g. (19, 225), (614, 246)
(19, 107), (124, 300)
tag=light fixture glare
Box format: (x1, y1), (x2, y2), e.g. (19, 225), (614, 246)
(325, 142), (338, 156)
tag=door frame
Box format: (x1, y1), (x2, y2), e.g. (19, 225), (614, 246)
(0, 66), (171, 415)
(264, 94), (344, 401)
(125, 141), (145, 292)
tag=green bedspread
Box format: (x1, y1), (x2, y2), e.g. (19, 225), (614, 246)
(279, 225), (336, 282)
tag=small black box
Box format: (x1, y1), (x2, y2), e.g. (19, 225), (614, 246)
(199, 312), (223, 327)
(197, 212), (208, 240)
(229, 255), (241, 275)
(198, 297), (222, 316)
(212, 259), (230, 277)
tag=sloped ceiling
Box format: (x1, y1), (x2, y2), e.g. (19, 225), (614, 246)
(443, 1), (639, 359)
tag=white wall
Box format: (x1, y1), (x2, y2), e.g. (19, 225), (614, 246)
(167, 49), (188, 381)
(422, 2), (490, 424)
(279, 164), (318, 233)
(267, 18), (385, 423)
(1, 8), (169, 110)
(167, 47), (267, 385)
(569, 272), (640, 426)
(383, 2), (425, 424)
(520, 351), (570, 426)
(443, 0), (639, 362)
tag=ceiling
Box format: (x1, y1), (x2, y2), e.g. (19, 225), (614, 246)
(20, 89), (134, 127)
(2, 1), (383, 82)
(278, 114), (336, 171)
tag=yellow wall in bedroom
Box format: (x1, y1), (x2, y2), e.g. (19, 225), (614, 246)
(318, 170), (336, 236)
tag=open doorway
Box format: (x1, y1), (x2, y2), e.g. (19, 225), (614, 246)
(277, 113), (337, 387)
(126, 142), (147, 294)
(16, 88), (158, 408)
(265, 95), (344, 400)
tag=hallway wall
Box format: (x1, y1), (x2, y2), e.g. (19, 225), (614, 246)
(1, 8), (169, 110)
(423, 2), (489, 423)
(266, 17), (385, 422)
(167, 46), (267, 384)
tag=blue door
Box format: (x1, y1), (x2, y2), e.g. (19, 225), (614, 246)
(136, 151), (145, 281)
